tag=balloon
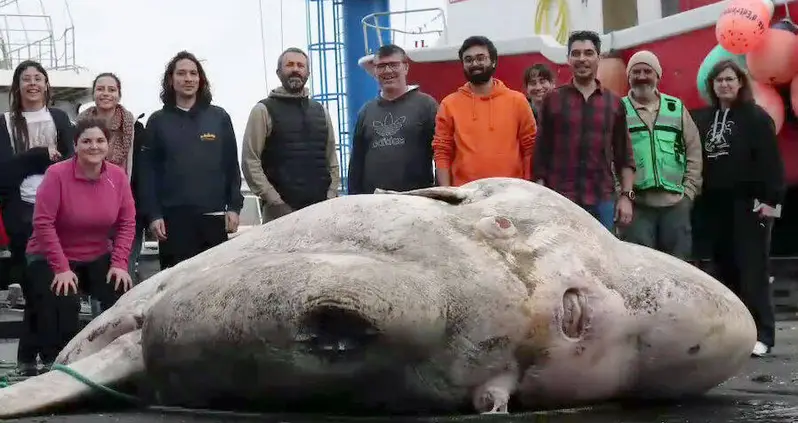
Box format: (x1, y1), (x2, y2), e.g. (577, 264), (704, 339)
(596, 56), (628, 97)
(746, 28), (798, 85)
(759, 0), (775, 19)
(696, 44), (748, 104)
(789, 74), (798, 118)
(772, 19), (798, 34)
(751, 80), (785, 133)
(716, 0), (769, 54)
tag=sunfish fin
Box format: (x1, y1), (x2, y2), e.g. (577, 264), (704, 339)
(0, 329), (144, 418)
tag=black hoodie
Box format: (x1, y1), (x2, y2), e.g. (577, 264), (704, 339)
(691, 103), (786, 206)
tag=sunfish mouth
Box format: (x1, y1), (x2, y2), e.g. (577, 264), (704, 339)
(562, 288), (588, 339)
(295, 305), (382, 362)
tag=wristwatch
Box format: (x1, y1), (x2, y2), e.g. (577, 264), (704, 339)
(620, 190), (636, 201)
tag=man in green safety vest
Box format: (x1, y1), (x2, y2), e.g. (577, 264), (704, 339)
(619, 51), (703, 261)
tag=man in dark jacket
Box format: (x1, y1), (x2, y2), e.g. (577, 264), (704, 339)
(139, 51), (244, 268)
(241, 47), (340, 222)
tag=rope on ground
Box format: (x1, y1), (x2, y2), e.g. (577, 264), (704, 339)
(51, 364), (143, 405)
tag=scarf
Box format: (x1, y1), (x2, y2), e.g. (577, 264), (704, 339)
(78, 105), (136, 179)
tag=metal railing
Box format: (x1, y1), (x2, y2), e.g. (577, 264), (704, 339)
(360, 7), (448, 55)
(0, 0), (81, 72)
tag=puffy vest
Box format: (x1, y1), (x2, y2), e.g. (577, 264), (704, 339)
(259, 97), (331, 210)
(622, 94), (686, 194)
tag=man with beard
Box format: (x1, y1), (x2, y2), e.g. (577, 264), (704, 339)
(618, 50), (703, 260)
(522, 64), (555, 120)
(348, 44), (438, 195)
(241, 47), (341, 221)
(432, 36), (537, 186)
(533, 30), (636, 232)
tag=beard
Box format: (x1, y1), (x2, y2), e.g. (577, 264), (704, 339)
(630, 82), (656, 98)
(464, 64), (495, 85)
(279, 72), (308, 93)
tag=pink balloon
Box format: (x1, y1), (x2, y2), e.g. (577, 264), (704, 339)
(746, 29), (798, 85)
(790, 74), (798, 119)
(716, 0), (769, 54)
(751, 80), (785, 133)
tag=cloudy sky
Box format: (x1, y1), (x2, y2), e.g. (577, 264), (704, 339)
(15, 0), (444, 156)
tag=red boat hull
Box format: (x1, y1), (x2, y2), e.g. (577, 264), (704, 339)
(405, 8), (798, 185)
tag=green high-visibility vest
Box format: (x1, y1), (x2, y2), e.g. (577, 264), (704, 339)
(622, 94), (686, 194)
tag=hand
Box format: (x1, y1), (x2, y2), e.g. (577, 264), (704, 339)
(149, 219), (167, 241)
(614, 196), (634, 226)
(107, 267), (133, 292)
(267, 202), (293, 219)
(47, 146), (61, 161)
(225, 211), (240, 233)
(51, 271), (78, 296)
(755, 202), (780, 218)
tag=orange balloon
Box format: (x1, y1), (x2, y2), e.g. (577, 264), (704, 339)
(751, 80), (785, 133)
(596, 56), (628, 97)
(716, 0), (769, 54)
(746, 29), (798, 85)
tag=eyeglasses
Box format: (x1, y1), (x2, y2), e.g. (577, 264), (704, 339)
(463, 55), (490, 65)
(713, 76), (738, 85)
(375, 61), (404, 72)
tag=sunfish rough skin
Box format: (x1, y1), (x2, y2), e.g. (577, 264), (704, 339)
(0, 177), (756, 418)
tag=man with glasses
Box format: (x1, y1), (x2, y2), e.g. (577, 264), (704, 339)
(533, 30), (636, 232)
(432, 36), (537, 187)
(348, 44), (438, 195)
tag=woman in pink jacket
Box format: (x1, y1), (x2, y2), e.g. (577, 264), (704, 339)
(25, 116), (135, 372)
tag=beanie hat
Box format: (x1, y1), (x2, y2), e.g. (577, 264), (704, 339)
(626, 50), (662, 77)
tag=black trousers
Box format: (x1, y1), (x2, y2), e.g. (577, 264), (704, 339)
(26, 253), (123, 363)
(2, 200), (38, 364)
(703, 192), (776, 347)
(158, 210), (227, 269)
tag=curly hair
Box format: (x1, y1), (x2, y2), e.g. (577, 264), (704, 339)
(159, 50), (212, 106)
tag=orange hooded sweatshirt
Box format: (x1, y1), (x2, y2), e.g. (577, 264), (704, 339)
(432, 79), (537, 186)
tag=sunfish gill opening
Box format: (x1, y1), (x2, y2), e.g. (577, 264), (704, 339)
(562, 288), (587, 340)
(295, 305), (381, 362)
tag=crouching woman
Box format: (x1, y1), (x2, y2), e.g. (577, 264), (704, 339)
(24, 117), (136, 369)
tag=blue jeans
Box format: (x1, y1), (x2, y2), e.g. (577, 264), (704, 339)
(580, 200), (615, 232)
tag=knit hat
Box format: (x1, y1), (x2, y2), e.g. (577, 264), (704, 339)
(626, 50), (662, 78)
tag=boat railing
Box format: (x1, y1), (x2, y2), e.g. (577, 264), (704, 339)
(0, 0), (82, 72)
(361, 7), (447, 55)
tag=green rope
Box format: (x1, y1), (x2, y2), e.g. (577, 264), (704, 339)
(51, 364), (142, 405)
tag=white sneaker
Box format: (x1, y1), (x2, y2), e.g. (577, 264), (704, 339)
(752, 341), (769, 357)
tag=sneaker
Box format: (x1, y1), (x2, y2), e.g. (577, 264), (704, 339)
(752, 341), (770, 357)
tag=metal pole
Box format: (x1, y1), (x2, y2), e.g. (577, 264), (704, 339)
(258, 0), (269, 91)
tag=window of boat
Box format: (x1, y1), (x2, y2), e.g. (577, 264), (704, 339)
(603, 0), (638, 32)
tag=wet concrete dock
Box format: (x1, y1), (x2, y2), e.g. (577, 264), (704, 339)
(3, 323), (798, 422)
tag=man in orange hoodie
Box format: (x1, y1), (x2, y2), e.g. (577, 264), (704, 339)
(432, 36), (537, 186)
